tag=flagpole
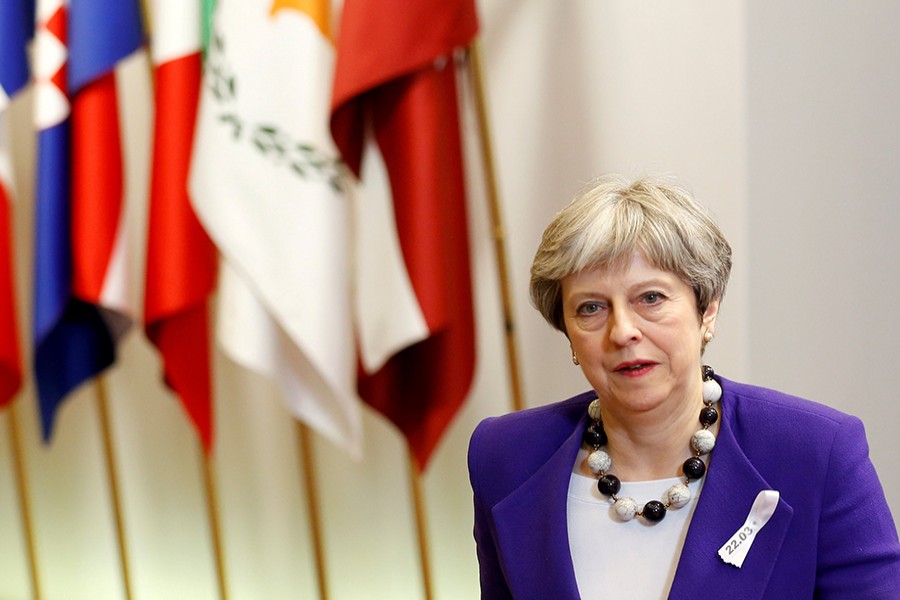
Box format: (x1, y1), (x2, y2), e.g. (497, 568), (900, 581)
(296, 423), (330, 600)
(7, 401), (42, 599)
(466, 41), (525, 413)
(200, 452), (229, 600)
(407, 453), (434, 600)
(95, 378), (133, 600)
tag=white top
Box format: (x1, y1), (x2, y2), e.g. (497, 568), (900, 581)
(566, 450), (703, 599)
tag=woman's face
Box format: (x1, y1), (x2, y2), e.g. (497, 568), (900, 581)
(561, 251), (718, 418)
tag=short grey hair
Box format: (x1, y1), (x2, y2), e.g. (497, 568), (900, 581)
(530, 174), (732, 332)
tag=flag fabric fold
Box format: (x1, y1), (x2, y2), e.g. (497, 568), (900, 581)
(0, 129), (22, 408)
(145, 0), (218, 451)
(0, 0), (32, 407)
(68, 0), (143, 320)
(190, 0), (362, 454)
(0, 0), (32, 110)
(32, 0), (143, 438)
(330, 0), (478, 469)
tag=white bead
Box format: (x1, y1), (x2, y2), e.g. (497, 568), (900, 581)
(666, 483), (691, 508)
(588, 399), (602, 421)
(614, 497), (638, 521)
(703, 378), (722, 403)
(587, 450), (611, 474)
(691, 429), (716, 454)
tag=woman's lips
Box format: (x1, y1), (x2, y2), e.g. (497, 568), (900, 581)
(614, 361), (657, 377)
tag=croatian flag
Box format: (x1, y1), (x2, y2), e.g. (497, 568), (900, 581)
(32, 0), (144, 438)
(0, 0), (32, 408)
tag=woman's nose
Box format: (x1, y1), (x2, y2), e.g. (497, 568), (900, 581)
(608, 306), (642, 346)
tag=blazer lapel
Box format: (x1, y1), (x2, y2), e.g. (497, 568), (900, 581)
(492, 416), (585, 600)
(669, 394), (794, 600)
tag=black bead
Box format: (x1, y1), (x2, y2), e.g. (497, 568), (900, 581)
(702, 365), (715, 381)
(582, 423), (607, 448)
(642, 500), (667, 522)
(683, 456), (707, 480)
(699, 406), (719, 426)
(597, 474), (621, 496)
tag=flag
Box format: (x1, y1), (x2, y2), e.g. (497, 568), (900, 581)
(0, 0), (32, 408)
(145, 0), (217, 451)
(330, 0), (478, 469)
(190, 0), (362, 454)
(32, 0), (144, 438)
(0, 133), (22, 408)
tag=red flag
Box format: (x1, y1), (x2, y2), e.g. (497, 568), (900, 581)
(70, 73), (124, 303)
(145, 3), (217, 451)
(331, 0), (478, 469)
(0, 178), (21, 407)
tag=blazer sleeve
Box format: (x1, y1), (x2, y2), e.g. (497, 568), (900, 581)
(469, 419), (515, 600)
(814, 415), (900, 598)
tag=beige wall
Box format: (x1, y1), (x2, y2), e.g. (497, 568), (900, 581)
(1, 1), (897, 598)
(744, 0), (900, 532)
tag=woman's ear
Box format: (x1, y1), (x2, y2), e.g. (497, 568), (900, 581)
(701, 299), (720, 333)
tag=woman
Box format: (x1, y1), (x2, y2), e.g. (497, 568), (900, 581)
(468, 175), (900, 599)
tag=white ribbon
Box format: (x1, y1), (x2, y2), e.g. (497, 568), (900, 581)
(718, 490), (780, 568)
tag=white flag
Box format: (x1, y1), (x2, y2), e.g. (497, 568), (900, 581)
(190, 0), (361, 454)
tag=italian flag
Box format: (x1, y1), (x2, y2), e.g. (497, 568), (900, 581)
(145, 0), (218, 450)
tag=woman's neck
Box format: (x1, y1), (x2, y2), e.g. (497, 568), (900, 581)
(577, 390), (715, 481)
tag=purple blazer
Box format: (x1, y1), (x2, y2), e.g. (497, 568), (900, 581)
(468, 377), (900, 599)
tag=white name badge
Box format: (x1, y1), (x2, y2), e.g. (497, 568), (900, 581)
(718, 490), (780, 568)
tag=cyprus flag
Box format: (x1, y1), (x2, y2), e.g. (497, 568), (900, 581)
(190, 0), (361, 454)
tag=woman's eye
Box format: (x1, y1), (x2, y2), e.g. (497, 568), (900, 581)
(642, 292), (664, 304)
(577, 302), (603, 316)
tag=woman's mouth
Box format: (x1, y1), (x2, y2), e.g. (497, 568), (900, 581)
(614, 362), (656, 376)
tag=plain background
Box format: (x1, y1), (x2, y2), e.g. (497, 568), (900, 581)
(1, 1), (898, 598)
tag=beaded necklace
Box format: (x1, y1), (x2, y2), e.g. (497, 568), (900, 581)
(581, 365), (722, 522)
